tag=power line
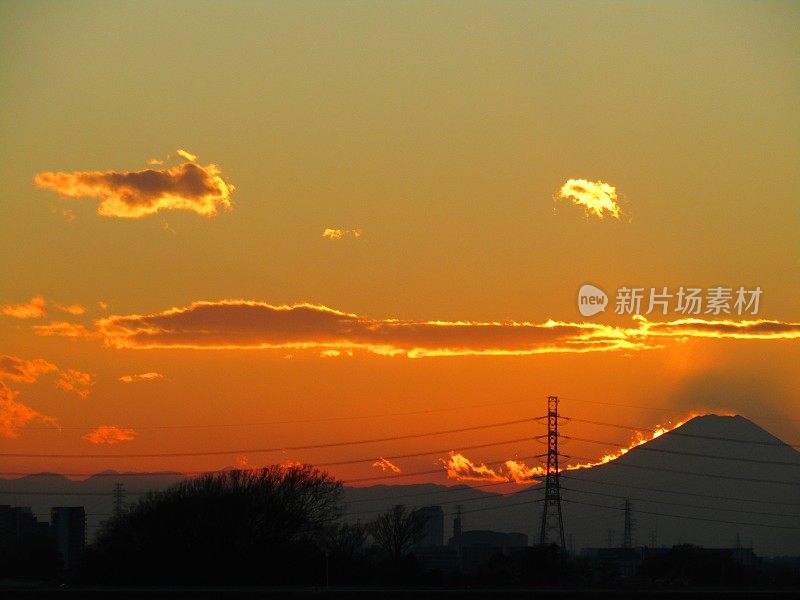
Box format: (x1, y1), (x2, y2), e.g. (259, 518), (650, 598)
(25, 397), (537, 431)
(0, 416), (533, 459)
(564, 498), (800, 531)
(569, 417), (800, 448)
(345, 478), (543, 506)
(567, 436), (800, 467)
(0, 435), (535, 479)
(560, 474), (800, 507)
(560, 396), (800, 424)
(565, 456), (800, 487)
(561, 486), (800, 520)
(343, 484), (546, 518)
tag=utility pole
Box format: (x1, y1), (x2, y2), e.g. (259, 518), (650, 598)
(113, 482), (126, 517)
(538, 395), (566, 548)
(623, 499), (633, 548)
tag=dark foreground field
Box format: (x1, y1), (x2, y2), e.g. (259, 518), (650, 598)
(2, 587), (800, 600)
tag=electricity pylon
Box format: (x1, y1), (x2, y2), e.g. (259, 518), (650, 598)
(538, 395), (566, 548)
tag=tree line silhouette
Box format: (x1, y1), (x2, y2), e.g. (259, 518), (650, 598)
(2, 465), (798, 588)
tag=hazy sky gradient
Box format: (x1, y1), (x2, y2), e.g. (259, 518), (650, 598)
(1, 1), (798, 481)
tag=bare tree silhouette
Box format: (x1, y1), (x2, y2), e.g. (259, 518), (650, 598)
(368, 504), (428, 560)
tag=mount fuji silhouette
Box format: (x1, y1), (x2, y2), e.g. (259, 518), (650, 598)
(1, 414), (798, 555)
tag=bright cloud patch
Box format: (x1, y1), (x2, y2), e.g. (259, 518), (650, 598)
(322, 228), (361, 240)
(0, 296), (47, 319)
(119, 372), (163, 383)
(372, 457), (401, 474)
(0, 383), (57, 438)
(0, 355), (58, 383)
(54, 303), (85, 315)
(0, 356), (62, 437)
(559, 178), (621, 219)
(34, 151), (234, 219)
(83, 425), (136, 445)
(33, 321), (98, 338)
(55, 369), (94, 399)
(442, 452), (544, 484)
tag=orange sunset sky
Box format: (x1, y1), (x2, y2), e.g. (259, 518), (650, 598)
(1, 1), (799, 486)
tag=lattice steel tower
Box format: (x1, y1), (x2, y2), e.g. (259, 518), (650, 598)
(538, 395), (566, 548)
(113, 482), (126, 517)
(623, 499), (633, 548)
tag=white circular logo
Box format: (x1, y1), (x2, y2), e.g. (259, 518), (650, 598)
(578, 284), (608, 317)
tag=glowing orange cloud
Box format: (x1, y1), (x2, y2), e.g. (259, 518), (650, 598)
(176, 149), (198, 162)
(372, 457), (402, 474)
(54, 303), (85, 316)
(32, 321), (100, 338)
(55, 369), (94, 399)
(119, 372), (163, 384)
(75, 300), (650, 355)
(37, 301), (797, 358)
(83, 425), (136, 445)
(322, 228), (362, 240)
(0, 356), (62, 437)
(0, 355), (58, 383)
(503, 459), (545, 484)
(559, 178), (621, 219)
(1, 296), (46, 319)
(0, 382), (57, 438)
(442, 452), (544, 483)
(442, 452), (507, 482)
(34, 152), (233, 219)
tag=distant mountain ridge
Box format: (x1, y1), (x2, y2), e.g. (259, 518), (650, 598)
(1, 414), (798, 554)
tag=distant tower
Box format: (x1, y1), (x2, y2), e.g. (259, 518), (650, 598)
(538, 395), (566, 547)
(51, 506), (86, 571)
(623, 499), (633, 548)
(453, 505), (462, 539)
(113, 482), (126, 517)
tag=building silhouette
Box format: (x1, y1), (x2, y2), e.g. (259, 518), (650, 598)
(412, 506), (444, 547)
(51, 506), (86, 571)
(0, 505), (43, 547)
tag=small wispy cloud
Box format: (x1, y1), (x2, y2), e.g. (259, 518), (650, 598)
(0, 382), (57, 438)
(441, 452), (507, 482)
(558, 178), (621, 219)
(119, 372), (163, 384)
(54, 303), (85, 316)
(372, 457), (401, 474)
(0, 355), (61, 438)
(176, 149), (198, 162)
(0, 355), (58, 383)
(33, 321), (98, 338)
(34, 150), (233, 219)
(83, 425), (136, 445)
(1, 296), (47, 319)
(441, 452), (543, 484)
(322, 228), (361, 240)
(55, 369), (94, 399)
